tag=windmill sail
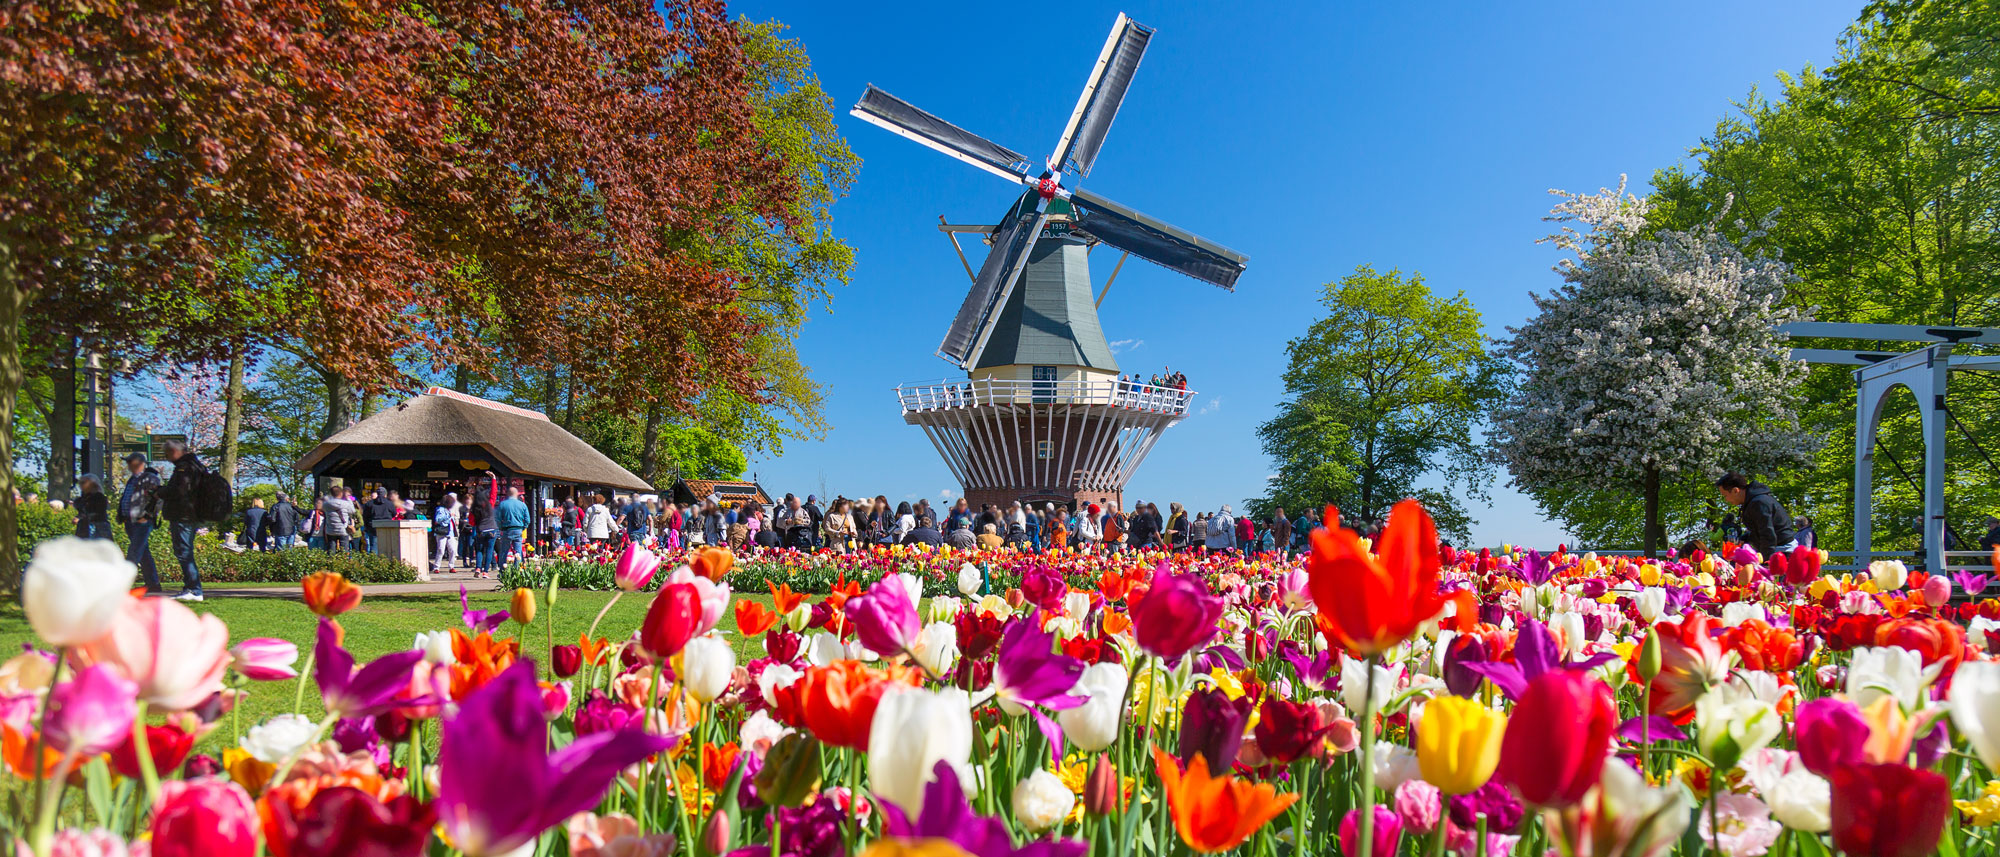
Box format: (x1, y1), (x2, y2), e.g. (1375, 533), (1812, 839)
(852, 86), (1035, 183)
(1051, 14), (1154, 178)
(1068, 187), (1248, 290)
(937, 207), (1050, 367)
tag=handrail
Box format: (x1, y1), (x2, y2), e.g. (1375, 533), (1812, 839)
(895, 376), (1196, 415)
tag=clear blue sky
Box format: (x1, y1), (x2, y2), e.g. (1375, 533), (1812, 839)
(733, 0), (1863, 549)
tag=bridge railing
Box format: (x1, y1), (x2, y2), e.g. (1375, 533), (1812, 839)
(895, 377), (1196, 415)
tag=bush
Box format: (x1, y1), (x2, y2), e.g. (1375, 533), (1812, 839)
(17, 501), (79, 565)
(497, 557), (1020, 597)
(192, 545), (417, 584)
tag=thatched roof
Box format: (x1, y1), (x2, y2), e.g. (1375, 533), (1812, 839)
(673, 478), (770, 506)
(295, 388), (651, 491)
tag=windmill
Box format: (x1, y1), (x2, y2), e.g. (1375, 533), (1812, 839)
(857, 13), (1247, 513)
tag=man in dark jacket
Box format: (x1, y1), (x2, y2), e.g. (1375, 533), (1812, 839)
(1271, 507), (1294, 560)
(119, 452), (164, 594)
(243, 499), (268, 551)
(1716, 472), (1797, 558)
(269, 493), (300, 549)
(361, 489), (395, 552)
(155, 439), (205, 601)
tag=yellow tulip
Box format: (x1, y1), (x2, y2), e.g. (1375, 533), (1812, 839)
(510, 587), (537, 626)
(1638, 564), (1664, 586)
(1416, 695), (1506, 795)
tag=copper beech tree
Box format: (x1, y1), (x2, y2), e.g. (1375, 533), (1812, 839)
(0, 0), (797, 586)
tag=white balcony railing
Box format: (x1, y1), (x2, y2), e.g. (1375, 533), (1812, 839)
(896, 377), (1195, 415)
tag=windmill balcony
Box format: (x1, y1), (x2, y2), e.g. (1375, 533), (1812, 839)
(895, 377), (1195, 416)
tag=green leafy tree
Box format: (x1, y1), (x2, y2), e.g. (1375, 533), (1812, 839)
(1252, 266), (1505, 542)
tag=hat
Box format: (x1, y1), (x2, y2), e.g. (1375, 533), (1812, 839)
(1088, 503), (1101, 515)
(123, 452), (147, 464)
(807, 494), (818, 504)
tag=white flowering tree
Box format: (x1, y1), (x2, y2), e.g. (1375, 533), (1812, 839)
(1491, 180), (1813, 555)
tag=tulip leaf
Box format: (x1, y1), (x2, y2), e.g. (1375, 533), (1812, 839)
(83, 756), (113, 827)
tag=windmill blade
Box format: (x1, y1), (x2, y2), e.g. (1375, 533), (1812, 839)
(938, 208), (1050, 368)
(1050, 14), (1154, 177)
(1069, 187), (1247, 290)
(852, 85), (1035, 183)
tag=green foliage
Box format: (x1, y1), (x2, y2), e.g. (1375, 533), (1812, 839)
(1250, 266), (1505, 542)
(237, 355), (328, 499)
(1648, 3), (2000, 551)
(15, 501), (75, 564)
(496, 557), (1055, 598)
(191, 546), (416, 585)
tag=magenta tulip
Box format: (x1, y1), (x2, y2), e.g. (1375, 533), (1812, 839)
(149, 777), (259, 857)
(1495, 670), (1616, 808)
(614, 543), (662, 592)
(44, 663), (137, 756)
(1131, 565), (1222, 661)
(847, 577), (920, 658)
(229, 638), (299, 681)
(1794, 696), (1869, 777)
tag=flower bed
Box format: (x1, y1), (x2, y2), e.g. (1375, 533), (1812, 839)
(9, 500), (2000, 857)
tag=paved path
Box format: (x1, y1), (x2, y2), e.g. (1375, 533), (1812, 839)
(206, 570), (503, 599)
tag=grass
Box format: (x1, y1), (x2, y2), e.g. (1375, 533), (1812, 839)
(0, 586), (781, 755)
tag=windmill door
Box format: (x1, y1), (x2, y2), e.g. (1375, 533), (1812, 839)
(1032, 366), (1058, 403)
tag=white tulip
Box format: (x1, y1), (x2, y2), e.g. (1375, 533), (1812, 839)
(1548, 611), (1587, 658)
(1847, 646), (1934, 711)
(759, 663), (802, 708)
(1594, 759), (1691, 847)
(805, 632), (845, 668)
(740, 710), (792, 758)
(23, 536), (137, 646)
(1951, 661), (2000, 769)
(957, 563), (984, 597)
(681, 636), (734, 703)
(867, 686), (975, 814)
(926, 596), (964, 624)
(784, 603), (814, 633)
(1867, 559), (1908, 591)
(909, 622), (960, 677)
(1012, 768), (1075, 832)
(1694, 682), (1780, 769)
(413, 631), (457, 665)
(890, 572), (924, 607)
(1766, 768), (1831, 832)
(1370, 742), (1421, 792)
(1340, 654), (1402, 715)
(1058, 662), (1128, 752)
(1063, 592), (1093, 619)
(241, 713), (319, 764)
(1720, 602), (1767, 628)
(1970, 616), (2000, 653)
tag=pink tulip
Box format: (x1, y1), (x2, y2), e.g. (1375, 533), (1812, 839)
(71, 598), (230, 712)
(228, 638), (299, 681)
(1920, 575), (1951, 608)
(614, 544), (662, 592)
(43, 664), (137, 757)
(665, 566), (728, 636)
(16, 829), (135, 857)
(148, 777), (258, 857)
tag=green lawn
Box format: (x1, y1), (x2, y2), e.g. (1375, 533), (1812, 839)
(0, 587), (780, 754)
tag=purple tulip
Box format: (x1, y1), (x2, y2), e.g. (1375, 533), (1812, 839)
(1276, 641), (1336, 694)
(1448, 780), (1523, 832)
(460, 586), (509, 633)
(1020, 566), (1068, 612)
(1191, 644), (1245, 675)
(1794, 696), (1869, 777)
(1519, 549), (1554, 585)
(1178, 686), (1253, 771)
(847, 578), (920, 657)
(438, 662), (673, 856)
(1441, 634), (1488, 697)
(1955, 571), (1991, 598)
(44, 663), (137, 756)
(1131, 565), (1222, 661)
(723, 801), (844, 857)
(315, 619), (427, 719)
(1459, 618), (1616, 700)
(878, 760), (1087, 857)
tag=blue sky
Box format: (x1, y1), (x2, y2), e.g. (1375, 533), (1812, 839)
(731, 1), (1866, 549)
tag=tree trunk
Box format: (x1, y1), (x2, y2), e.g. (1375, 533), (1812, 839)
(0, 250), (27, 595)
(218, 344), (245, 484)
(453, 364), (470, 394)
(320, 367), (353, 441)
(47, 339), (75, 501)
(560, 374), (577, 432)
(639, 402), (663, 486)
(1643, 465), (1662, 558)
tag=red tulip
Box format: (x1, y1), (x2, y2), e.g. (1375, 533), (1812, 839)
(1306, 500), (1446, 656)
(149, 776), (258, 857)
(639, 582), (703, 659)
(1495, 670), (1615, 808)
(110, 722), (195, 779)
(1830, 763), (1950, 857)
(265, 785), (436, 857)
(548, 645), (583, 680)
(1253, 695), (1332, 766)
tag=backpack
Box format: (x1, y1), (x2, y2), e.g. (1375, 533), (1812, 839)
(194, 471), (234, 523)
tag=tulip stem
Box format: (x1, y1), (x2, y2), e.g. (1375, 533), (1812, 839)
(1356, 653), (1380, 857)
(1709, 777), (1722, 857)
(1290, 760), (1310, 857)
(25, 648), (66, 838)
(28, 744), (79, 857)
(133, 701), (163, 808)
(292, 646), (318, 715)
(1475, 816), (1487, 857)
(637, 663), (663, 828)
(584, 591), (624, 649)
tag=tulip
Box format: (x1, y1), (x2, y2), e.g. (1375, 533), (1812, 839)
(437, 662), (673, 856)
(1830, 762), (1949, 857)
(1440, 634), (1488, 697)
(1416, 694), (1505, 795)
(690, 546), (734, 582)
(755, 732), (823, 807)
(1243, 695), (1322, 767)
(44, 664), (138, 756)
(1952, 660), (2000, 769)
(71, 596), (230, 711)
(1846, 646), (1928, 711)
(110, 722), (194, 779)
(33, 829), (136, 857)
(1793, 696), (1868, 777)
(1692, 682), (1780, 771)
(799, 661), (899, 750)
(956, 563), (983, 598)
(1766, 767), (1831, 833)
(680, 636), (735, 704)
(1306, 500), (1446, 656)
(614, 543), (662, 592)
(148, 777), (259, 857)
(878, 759), (1083, 857)
(991, 616), (1086, 716)
(1012, 768), (1075, 833)
(1153, 747), (1298, 854)
(1130, 566), (1223, 660)
(1177, 687), (1252, 772)
(849, 577), (921, 657)
(908, 622), (959, 677)
(1058, 662), (1127, 753)
(23, 536), (137, 646)
(509, 588), (537, 626)
(867, 685), (974, 814)
(229, 638), (299, 681)
(314, 618), (426, 719)
(549, 644), (583, 680)
(1496, 670), (1615, 808)
(640, 582), (704, 659)
(263, 785), (436, 857)
(1867, 559), (1908, 591)
(665, 566), (730, 636)
(301, 571), (363, 617)
(735, 600), (780, 637)
(1083, 755), (1120, 816)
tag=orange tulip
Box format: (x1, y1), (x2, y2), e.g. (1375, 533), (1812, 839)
(2, 723), (60, 779)
(448, 630), (519, 698)
(1152, 746), (1298, 854)
(735, 600), (780, 637)
(768, 582), (805, 615)
(826, 574), (863, 612)
(301, 572), (362, 617)
(1101, 611), (1132, 636)
(1306, 500), (1446, 656)
(691, 547), (735, 582)
(510, 587), (537, 626)
(702, 741), (741, 789)
(796, 660), (914, 750)
(578, 633), (612, 666)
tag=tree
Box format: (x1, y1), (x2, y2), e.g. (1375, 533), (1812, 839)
(1491, 182), (1813, 555)
(1252, 266), (1504, 543)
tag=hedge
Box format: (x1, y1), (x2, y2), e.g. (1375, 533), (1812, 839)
(20, 503), (414, 584)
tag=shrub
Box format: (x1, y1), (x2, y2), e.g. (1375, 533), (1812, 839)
(193, 545), (418, 584)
